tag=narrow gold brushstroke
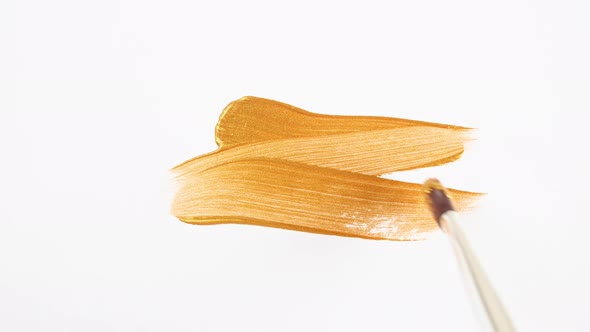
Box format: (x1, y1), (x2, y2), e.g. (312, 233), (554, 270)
(174, 126), (470, 177)
(172, 97), (481, 241)
(215, 96), (470, 149)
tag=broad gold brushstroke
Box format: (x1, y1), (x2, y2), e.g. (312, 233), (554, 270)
(172, 97), (481, 241)
(173, 159), (479, 241)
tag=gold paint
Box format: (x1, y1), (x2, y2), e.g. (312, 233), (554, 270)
(174, 126), (469, 177)
(172, 96), (481, 241)
(423, 178), (448, 194)
(214, 96), (470, 149)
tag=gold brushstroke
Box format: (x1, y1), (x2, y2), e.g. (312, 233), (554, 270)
(172, 96), (481, 241)
(215, 96), (470, 149)
(174, 159), (479, 241)
(174, 127), (469, 177)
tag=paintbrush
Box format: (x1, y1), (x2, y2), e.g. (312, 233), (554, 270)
(423, 178), (515, 332)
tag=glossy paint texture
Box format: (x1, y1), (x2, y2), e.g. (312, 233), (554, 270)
(172, 97), (480, 240)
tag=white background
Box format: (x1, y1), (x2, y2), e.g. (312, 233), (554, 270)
(2, 0), (589, 331)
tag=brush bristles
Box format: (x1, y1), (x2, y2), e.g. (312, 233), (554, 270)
(423, 178), (455, 226)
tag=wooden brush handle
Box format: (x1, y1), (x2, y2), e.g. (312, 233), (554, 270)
(441, 211), (516, 332)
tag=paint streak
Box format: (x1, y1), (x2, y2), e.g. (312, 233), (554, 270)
(172, 96), (481, 241)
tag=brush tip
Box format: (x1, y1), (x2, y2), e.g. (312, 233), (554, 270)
(423, 178), (455, 226)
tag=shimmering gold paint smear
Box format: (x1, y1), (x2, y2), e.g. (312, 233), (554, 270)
(172, 97), (481, 241)
(214, 96), (470, 148)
